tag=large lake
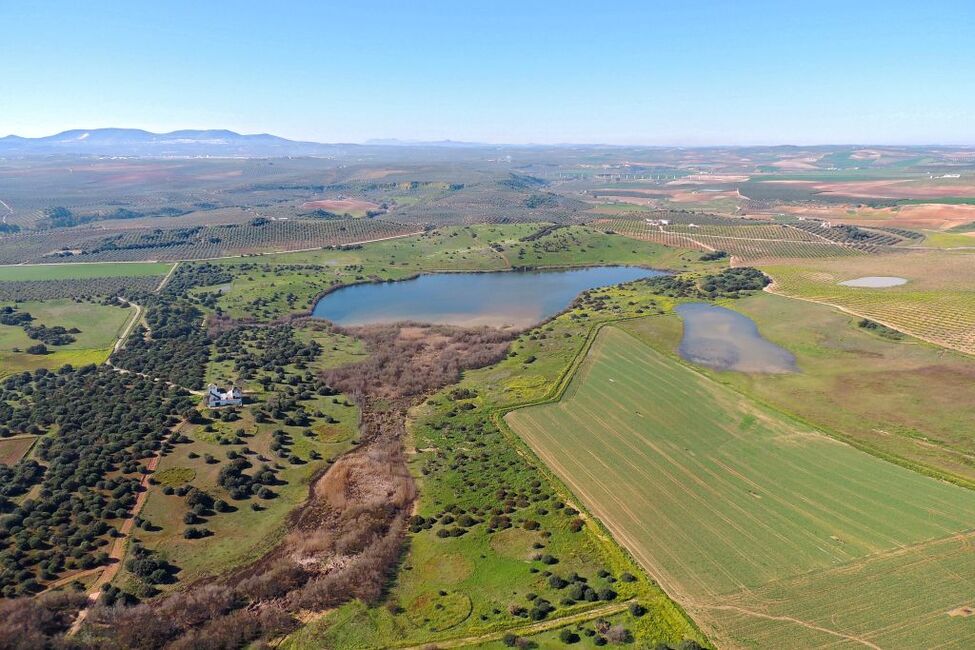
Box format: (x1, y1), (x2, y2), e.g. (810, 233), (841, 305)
(313, 266), (663, 328)
(676, 303), (798, 373)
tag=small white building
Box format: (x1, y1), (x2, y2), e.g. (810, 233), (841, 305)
(207, 384), (242, 408)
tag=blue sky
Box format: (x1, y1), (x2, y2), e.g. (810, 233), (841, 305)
(2, 1), (973, 145)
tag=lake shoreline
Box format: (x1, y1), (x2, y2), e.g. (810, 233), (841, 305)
(311, 265), (668, 329)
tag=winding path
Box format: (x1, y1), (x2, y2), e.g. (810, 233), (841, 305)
(67, 424), (183, 635)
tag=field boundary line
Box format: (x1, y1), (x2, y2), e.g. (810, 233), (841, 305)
(489, 315), (712, 645)
(696, 603), (883, 649)
(394, 601), (633, 649)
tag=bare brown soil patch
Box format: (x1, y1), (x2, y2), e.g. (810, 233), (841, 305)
(769, 157), (822, 170)
(194, 170), (244, 180)
(301, 198), (381, 215)
(0, 435), (36, 464)
(673, 174), (750, 184)
(351, 168), (407, 180)
(948, 606), (974, 617)
(771, 179), (975, 200)
(779, 203), (975, 230)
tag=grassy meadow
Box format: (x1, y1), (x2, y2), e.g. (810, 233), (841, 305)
(125, 325), (361, 589)
(507, 326), (975, 648)
(0, 299), (136, 378)
(0, 262), (173, 281)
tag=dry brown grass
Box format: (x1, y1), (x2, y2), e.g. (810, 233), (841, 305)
(300, 198), (381, 216)
(76, 323), (514, 648)
(778, 203), (975, 230)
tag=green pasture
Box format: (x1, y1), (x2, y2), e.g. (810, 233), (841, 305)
(507, 326), (975, 647)
(129, 325), (361, 587)
(0, 262), (173, 281)
(0, 299), (135, 378)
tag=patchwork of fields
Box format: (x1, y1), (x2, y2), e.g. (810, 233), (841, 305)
(507, 326), (975, 648)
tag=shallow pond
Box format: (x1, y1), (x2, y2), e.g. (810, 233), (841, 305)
(313, 266), (664, 328)
(838, 276), (907, 288)
(676, 303), (797, 373)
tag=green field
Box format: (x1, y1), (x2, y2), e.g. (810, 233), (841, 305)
(0, 262), (173, 281)
(919, 229), (975, 248)
(507, 326), (975, 647)
(622, 292), (975, 488)
(0, 299), (136, 378)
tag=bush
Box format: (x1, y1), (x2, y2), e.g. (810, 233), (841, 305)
(605, 625), (631, 644)
(559, 628), (579, 644)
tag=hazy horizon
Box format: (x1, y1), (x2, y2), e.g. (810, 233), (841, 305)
(4, 126), (975, 149)
(3, 1), (974, 146)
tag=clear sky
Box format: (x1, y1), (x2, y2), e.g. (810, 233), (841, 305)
(2, 1), (974, 145)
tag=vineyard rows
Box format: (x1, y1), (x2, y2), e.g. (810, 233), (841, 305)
(666, 223), (825, 241)
(595, 218), (868, 261)
(0, 219), (420, 264)
(592, 210), (752, 226)
(788, 221), (907, 246)
(0, 276), (163, 302)
(764, 264), (975, 356)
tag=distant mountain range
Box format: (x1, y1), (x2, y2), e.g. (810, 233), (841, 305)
(0, 128), (358, 157)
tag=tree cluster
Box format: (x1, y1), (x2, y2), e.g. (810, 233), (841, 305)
(0, 365), (193, 596)
(641, 267), (769, 299)
(111, 297), (210, 389)
(0, 306), (78, 345)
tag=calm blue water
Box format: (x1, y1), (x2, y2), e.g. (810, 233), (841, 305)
(313, 266), (663, 328)
(676, 303), (798, 373)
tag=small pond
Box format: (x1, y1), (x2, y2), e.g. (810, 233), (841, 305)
(838, 276), (907, 288)
(676, 303), (798, 373)
(313, 266), (664, 328)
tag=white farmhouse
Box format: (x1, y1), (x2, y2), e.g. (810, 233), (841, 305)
(207, 384), (243, 408)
